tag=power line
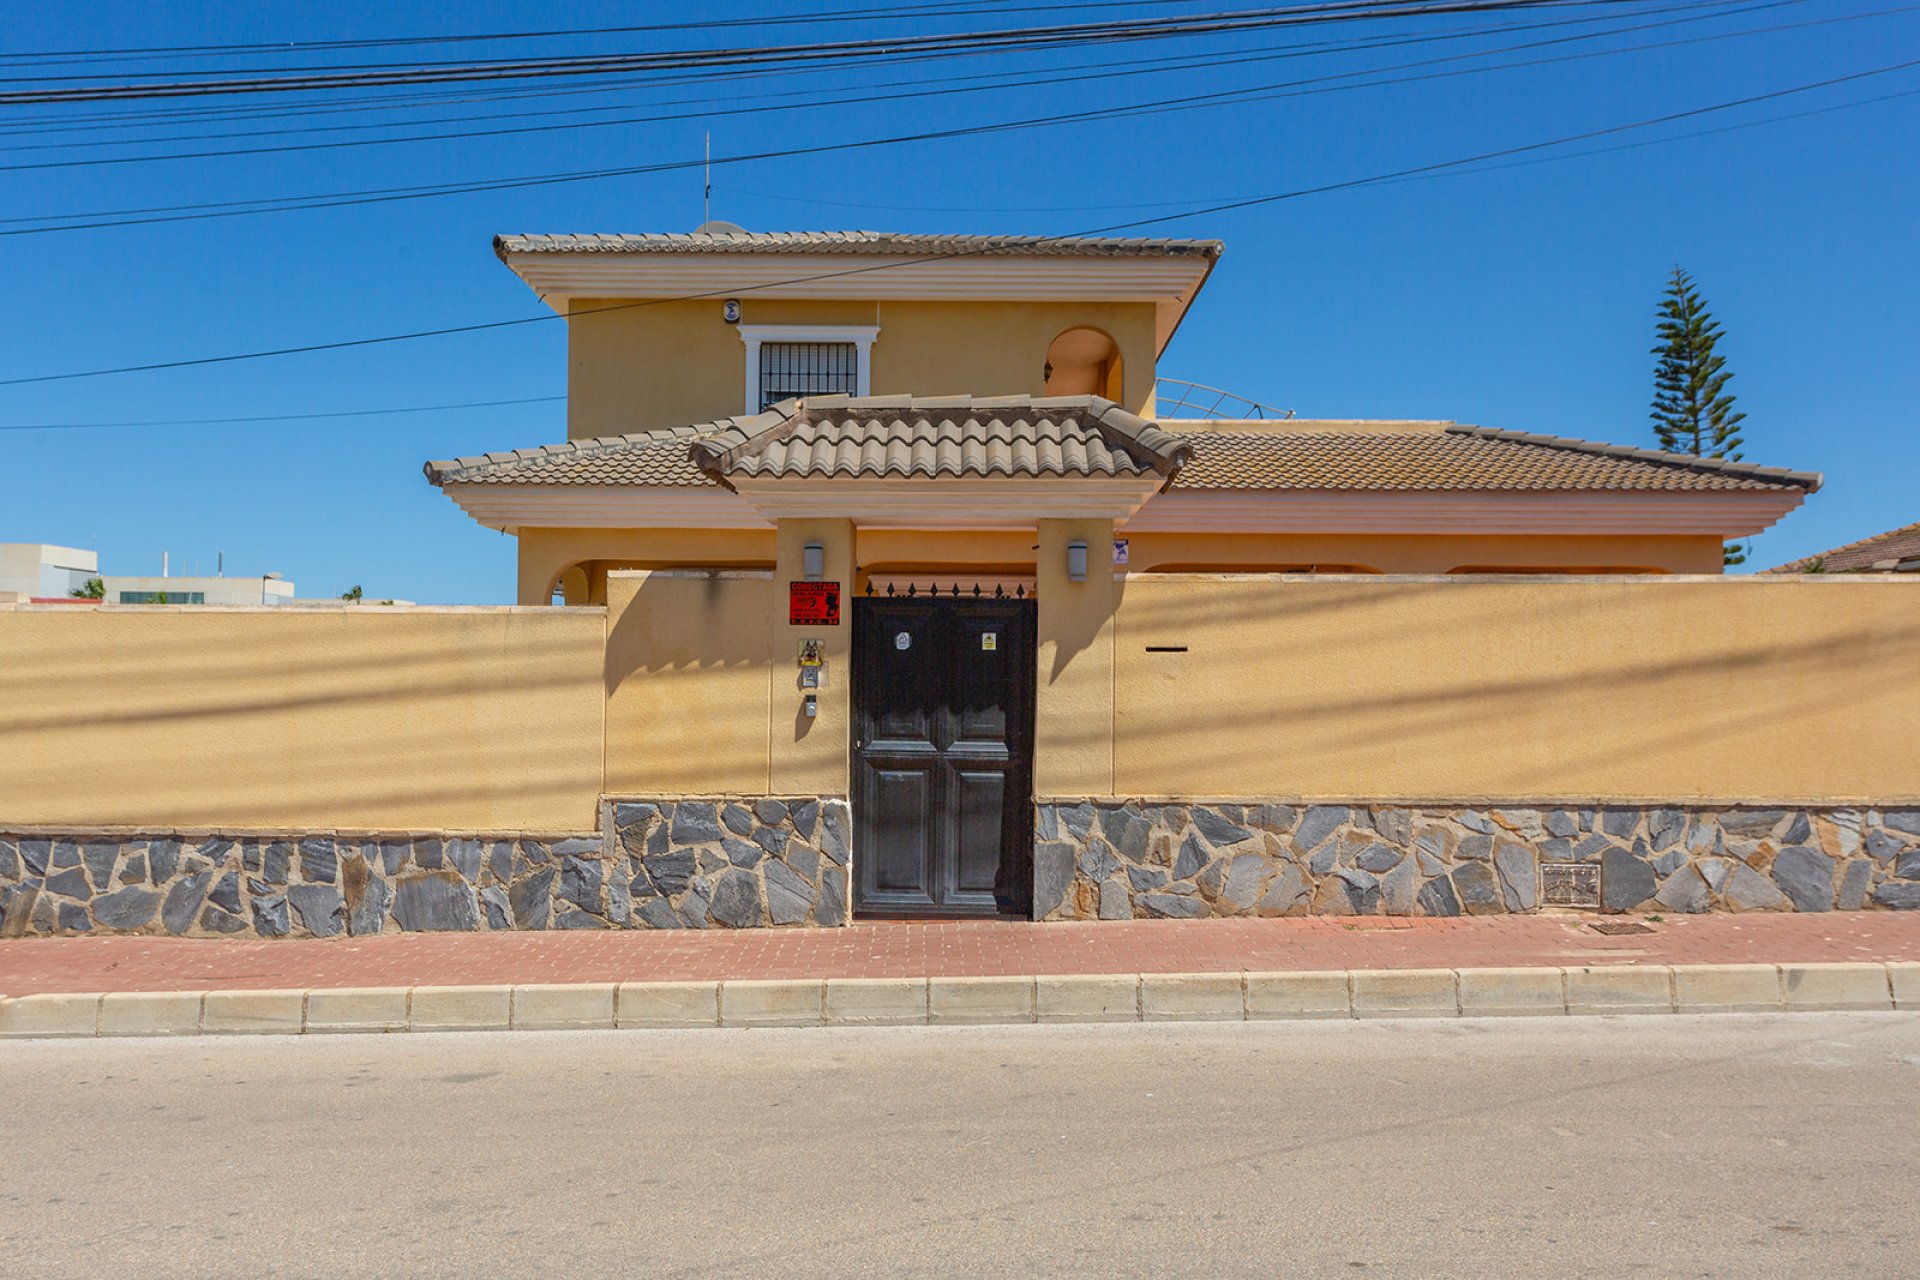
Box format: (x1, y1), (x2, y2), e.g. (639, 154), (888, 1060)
(4, 0), (1712, 153)
(13, 77), (1915, 432)
(0, 0), (1830, 233)
(0, 0), (1678, 140)
(0, 0), (1785, 173)
(4, 53), (1915, 390)
(0, 0), (1227, 68)
(0, 0), (1621, 103)
(0, 395), (565, 432)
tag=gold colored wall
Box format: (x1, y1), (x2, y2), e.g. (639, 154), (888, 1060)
(564, 297), (1159, 438)
(1110, 575), (1920, 803)
(518, 527), (777, 606)
(13, 572), (1908, 842)
(518, 526), (1723, 607)
(604, 571), (775, 797)
(1036, 520), (1117, 797)
(1119, 531), (1725, 576)
(0, 607), (606, 832)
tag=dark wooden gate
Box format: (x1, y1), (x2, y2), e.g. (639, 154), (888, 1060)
(851, 595), (1036, 917)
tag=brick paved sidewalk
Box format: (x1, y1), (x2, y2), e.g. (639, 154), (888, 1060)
(2, 912), (1916, 997)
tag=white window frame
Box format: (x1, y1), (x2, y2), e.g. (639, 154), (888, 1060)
(736, 324), (880, 414)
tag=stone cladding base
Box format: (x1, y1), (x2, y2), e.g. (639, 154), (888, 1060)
(1033, 802), (1920, 921)
(0, 797), (850, 938)
(7, 799), (1916, 936)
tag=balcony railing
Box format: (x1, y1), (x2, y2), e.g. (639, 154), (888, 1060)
(1153, 378), (1292, 421)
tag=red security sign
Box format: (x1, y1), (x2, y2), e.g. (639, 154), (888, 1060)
(789, 581), (841, 625)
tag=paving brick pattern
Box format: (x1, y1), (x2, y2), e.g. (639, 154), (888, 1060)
(2, 913), (1917, 998)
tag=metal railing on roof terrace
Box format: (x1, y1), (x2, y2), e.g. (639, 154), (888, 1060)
(1154, 377), (1293, 420)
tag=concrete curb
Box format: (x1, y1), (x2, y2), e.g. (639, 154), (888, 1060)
(0, 963), (1909, 1040)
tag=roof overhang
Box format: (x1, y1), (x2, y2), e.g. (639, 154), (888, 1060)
(441, 480), (1808, 540)
(1121, 489), (1810, 538)
(438, 482), (765, 534)
(498, 249), (1216, 354)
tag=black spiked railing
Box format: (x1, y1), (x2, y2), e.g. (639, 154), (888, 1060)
(854, 579), (1038, 601)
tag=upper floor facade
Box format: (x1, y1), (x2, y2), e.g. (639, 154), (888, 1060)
(494, 228), (1221, 438)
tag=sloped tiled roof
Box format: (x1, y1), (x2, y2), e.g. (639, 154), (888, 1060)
(423, 425), (717, 487)
(1172, 425), (1821, 493)
(1767, 519), (1920, 572)
(495, 231), (1222, 260)
(426, 408), (1818, 495)
(689, 395), (1187, 482)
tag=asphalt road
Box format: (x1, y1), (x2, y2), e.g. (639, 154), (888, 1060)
(2, 1015), (1917, 1278)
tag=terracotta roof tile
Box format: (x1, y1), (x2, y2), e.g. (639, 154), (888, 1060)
(691, 394), (1187, 481)
(423, 425), (718, 487)
(1168, 426), (1820, 493)
(426, 407), (1819, 496)
(1767, 519), (1920, 573)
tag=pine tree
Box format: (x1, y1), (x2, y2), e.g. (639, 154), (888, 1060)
(1650, 266), (1747, 563)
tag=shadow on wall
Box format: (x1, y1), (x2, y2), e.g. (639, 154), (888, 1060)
(0, 609), (607, 831)
(603, 571), (777, 796)
(1107, 577), (1920, 799)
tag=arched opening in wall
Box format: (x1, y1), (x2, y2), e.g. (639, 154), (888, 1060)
(1142, 563), (1384, 575)
(1042, 326), (1124, 402)
(550, 564), (590, 605)
(1445, 565), (1670, 575)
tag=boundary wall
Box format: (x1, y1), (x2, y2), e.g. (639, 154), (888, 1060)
(3, 575), (1916, 935)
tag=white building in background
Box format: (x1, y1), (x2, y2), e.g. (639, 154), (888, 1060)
(0, 543), (301, 604)
(0, 543), (97, 599)
(100, 573), (295, 606)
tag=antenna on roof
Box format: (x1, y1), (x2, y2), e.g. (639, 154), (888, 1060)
(703, 131), (710, 226)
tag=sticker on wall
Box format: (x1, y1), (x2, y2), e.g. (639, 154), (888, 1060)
(1113, 538), (1130, 566)
(981, 632), (998, 651)
(895, 631), (911, 650)
(788, 581), (840, 626)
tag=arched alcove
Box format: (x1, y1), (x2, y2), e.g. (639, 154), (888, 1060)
(1042, 326), (1125, 401)
(551, 564), (590, 605)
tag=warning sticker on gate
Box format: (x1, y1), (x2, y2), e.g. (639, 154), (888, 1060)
(981, 632), (997, 651)
(788, 581), (840, 625)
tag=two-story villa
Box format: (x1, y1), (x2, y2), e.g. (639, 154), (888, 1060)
(427, 227), (1819, 923)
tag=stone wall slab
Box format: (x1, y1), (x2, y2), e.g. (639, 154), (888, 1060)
(0, 796), (850, 938)
(1032, 802), (1920, 919)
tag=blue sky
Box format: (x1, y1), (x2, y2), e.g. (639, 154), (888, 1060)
(3, 0), (1915, 602)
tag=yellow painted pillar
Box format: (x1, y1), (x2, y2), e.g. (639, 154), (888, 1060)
(1035, 518), (1117, 798)
(516, 537), (562, 606)
(771, 518), (857, 796)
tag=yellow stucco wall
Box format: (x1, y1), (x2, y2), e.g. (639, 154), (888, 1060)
(515, 524), (1721, 607)
(518, 527), (777, 605)
(1110, 575), (1920, 803)
(604, 572), (773, 797)
(6, 574), (1916, 840)
(1119, 531), (1726, 576)
(564, 297), (1159, 438)
(0, 606), (607, 832)
(1036, 520), (1117, 797)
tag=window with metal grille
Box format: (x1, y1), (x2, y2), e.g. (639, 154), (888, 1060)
(759, 341), (858, 410)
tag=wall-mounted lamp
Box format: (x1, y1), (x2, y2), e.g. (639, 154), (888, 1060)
(802, 542), (825, 581)
(1066, 540), (1088, 582)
